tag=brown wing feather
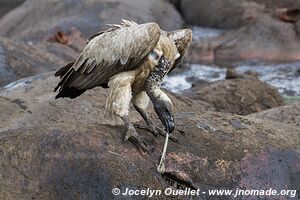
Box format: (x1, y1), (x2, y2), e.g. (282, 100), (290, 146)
(165, 29), (193, 73)
(55, 22), (161, 98)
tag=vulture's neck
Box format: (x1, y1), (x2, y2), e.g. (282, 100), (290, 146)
(145, 56), (170, 99)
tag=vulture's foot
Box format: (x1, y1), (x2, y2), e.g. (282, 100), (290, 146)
(134, 123), (159, 137)
(135, 124), (181, 144)
(123, 126), (149, 153)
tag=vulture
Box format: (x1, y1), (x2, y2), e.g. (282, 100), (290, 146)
(54, 20), (192, 173)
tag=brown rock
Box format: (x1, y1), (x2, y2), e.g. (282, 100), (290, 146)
(183, 78), (285, 115)
(179, 0), (300, 28)
(251, 0), (300, 9)
(188, 7), (300, 65)
(0, 74), (299, 200)
(180, 0), (262, 28)
(0, 37), (78, 86)
(46, 27), (86, 53)
(250, 102), (300, 127)
(0, 0), (183, 41)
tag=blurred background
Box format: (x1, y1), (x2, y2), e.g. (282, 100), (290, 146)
(0, 0), (299, 102)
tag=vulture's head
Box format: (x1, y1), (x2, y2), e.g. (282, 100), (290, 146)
(152, 88), (175, 133)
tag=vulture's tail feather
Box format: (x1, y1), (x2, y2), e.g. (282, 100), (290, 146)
(55, 86), (86, 99)
(54, 61), (86, 99)
(55, 61), (74, 77)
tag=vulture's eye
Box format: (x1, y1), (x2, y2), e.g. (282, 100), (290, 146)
(150, 51), (160, 61)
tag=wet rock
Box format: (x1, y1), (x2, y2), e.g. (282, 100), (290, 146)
(250, 102), (300, 127)
(183, 78), (285, 115)
(226, 68), (259, 80)
(0, 0), (183, 42)
(0, 37), (78, 86)
(225, 68), (239, 79)
(0, 73), (299, 199)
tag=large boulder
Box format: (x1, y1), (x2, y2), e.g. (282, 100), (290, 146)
(249, 102), (300, 127)
(183, 76), (285, 115)
(0, 73), (299, 200)
(0, 0), (183, 41)
(187, 6), (300, 65)
(177, 0), (300, 64)
(180, 0), (251, 29)
(251, 0), (300, 9)
(0, 37), (78, 86)
(179, 0), (300, 28)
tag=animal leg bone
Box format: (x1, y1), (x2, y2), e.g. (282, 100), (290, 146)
(157, 132), (169, 174)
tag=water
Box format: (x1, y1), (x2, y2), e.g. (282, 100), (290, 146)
(163, 62), (300, 97)
(163, 64), (226, 93)
(236, 62), (300, 96)
(191, 26), (224, 41)
(163, 26), (300, 97)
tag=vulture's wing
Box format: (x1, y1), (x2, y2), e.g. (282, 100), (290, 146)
(165, 29), (192, 73)
(55, 22), (161, 98)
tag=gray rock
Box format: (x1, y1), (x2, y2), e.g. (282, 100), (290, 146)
(250, 102), (300, 127)
(0, 37), (78, 86)
(0, 0), (184, 41)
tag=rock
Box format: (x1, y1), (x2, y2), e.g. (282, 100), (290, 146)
(0, 74), (299, 200)
(179, 0), (300, 28)
(180, 0), (262, 29)
(250, 102), (300, 127)
(0, 0), (25, 18)
(225, 68), (240, 79)
(225, 68), (258, 80)
(0, 72), (283, 131)
(0, 73), (213, 132)
(0, 37), (78, 86)
(251, 0), (300, 9)
(178, 0), (300, 64)
(188, 6), (300, 65)
(0, 0), (184, 42)
(183, 78), (285, 115)
(45, 27), (86, 53)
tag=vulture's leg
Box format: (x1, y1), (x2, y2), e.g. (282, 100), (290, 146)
(132, 92), (158, 137)
(121, 115), (148, 153)
(133, 92), (180, 144)
(106, 73), (148, 153)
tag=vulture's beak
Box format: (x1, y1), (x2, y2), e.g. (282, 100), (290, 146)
(154, 104), (174, 133)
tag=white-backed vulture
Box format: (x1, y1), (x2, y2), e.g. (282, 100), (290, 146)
(54, 20), (192, 172)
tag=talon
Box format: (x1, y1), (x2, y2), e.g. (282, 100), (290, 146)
(135, 123), (159, 137)
(170, 135), (181, 144)
(124, 127), (149, 153)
